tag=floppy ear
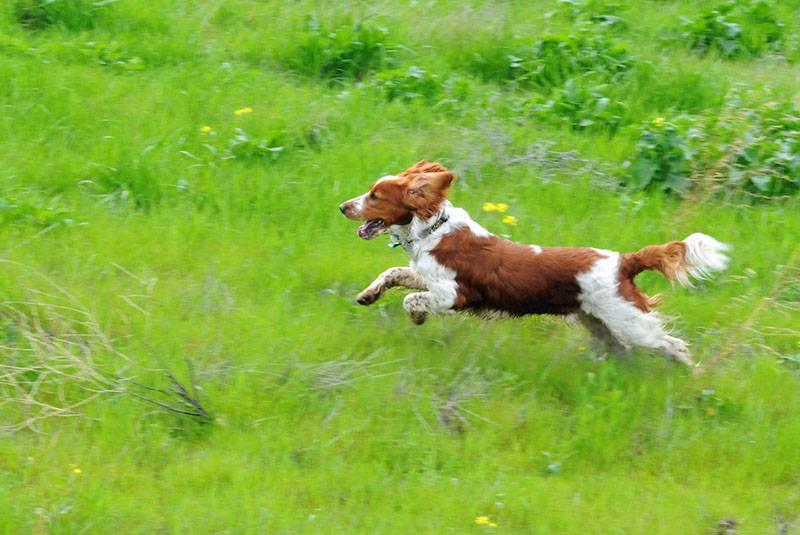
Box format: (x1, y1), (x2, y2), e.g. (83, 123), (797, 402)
(405, 171), (456, 218)
(414, 160), (449, 173)
(403, 160), (449, 175)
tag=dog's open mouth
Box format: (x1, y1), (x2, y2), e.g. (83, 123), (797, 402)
(357, 219), (386, 240)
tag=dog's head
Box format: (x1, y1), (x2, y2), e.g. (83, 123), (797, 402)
(339, 160), (456, 240)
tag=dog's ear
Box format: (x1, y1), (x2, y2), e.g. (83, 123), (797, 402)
(405, 170), (456, 217)
(403, 160), (449, 176)
(413, 160), (449, 174)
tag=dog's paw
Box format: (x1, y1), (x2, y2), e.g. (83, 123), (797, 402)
(408, 310), (427, 325)
(356, 288), (381, 306)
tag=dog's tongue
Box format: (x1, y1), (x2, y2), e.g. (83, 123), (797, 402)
(357, 219), (384, 240)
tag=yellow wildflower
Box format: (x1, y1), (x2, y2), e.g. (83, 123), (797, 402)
(475, 516), (491, 525)
(502, 215), (518, 225)
(200, 125), (213, 133)
(490, 523), (498, 528)
(234, 107), (253, 116)
(72, 468), (82, 474)
(494, 203), (508, 213)
(482, 202), (497, 212)
(652, 116), (665, 128)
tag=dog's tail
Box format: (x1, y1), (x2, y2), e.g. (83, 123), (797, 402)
(620, 233), (731, 289)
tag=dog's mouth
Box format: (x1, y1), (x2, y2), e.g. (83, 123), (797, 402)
(357, 219), (386, 240)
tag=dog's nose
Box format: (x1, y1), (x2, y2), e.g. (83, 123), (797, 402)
(339, 203), (347, 214)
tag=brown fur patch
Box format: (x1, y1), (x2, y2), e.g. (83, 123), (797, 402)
(619, 240), (688, 311)
(431, 228), (602, 316)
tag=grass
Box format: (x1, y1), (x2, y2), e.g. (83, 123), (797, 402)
(1, 0), (799, 533)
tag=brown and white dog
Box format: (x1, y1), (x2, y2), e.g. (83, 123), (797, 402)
(339, 161), (730, 368)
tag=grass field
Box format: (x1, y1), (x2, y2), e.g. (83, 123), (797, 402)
(1, 0), (800, 533)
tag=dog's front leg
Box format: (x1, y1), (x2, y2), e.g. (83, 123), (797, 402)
(356, 267), (426, 305)
(402, 287), (456, 325)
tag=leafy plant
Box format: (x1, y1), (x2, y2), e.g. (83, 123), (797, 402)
(466, 32), (633, 91)
(378, 66), (442, 104)
(90, 160), (163, 210)
(285, 18), (394, 84)
(376, 66), (471, 114)
(628, 116), (698, 194)
(0, 195), (72, 228)
(226, 128), (285, 163)
(556, 0), (628, 31)
(677, 0), (785, 58)
(14, 0), (115, 31)
(530, 77), (625, 132)
(714, 97), (800, 198)
(627, 90), (800, 198)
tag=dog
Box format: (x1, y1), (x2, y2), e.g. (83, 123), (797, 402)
(339, 160), (730, 368)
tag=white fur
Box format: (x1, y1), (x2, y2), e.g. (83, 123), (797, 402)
(530, 245), (543, 254)
(351, 193), (366, 213)
(577, 251), (694, 366)
(682, 233), (730, 283)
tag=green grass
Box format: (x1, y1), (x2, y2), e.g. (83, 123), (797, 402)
(1, 0), (800, 533)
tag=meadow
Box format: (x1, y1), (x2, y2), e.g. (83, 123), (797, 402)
(1, 0), (800, 532)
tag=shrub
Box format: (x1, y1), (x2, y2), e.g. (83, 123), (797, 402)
(628, 116), (698, 194)
(465, 32), (633, 91)
(627, 92), (800, 198)
(376, 66), (471, 113)
(226, 128), (285, 163)
(13, 0), (113, 31)
(92, 160), (163, 210)
(0, 195), (71, 228)
(285, 18), (394, 84)
(713, 98), (800, 197)
(677, 0), (785, 58)
(557, 0), (628, 32)
(530, 77), (626, 133)
(378, 66), (441, 104)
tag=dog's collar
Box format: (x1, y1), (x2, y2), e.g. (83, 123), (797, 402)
(389, 209), (449, 250)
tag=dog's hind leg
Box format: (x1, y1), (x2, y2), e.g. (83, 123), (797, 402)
(356, 267), (426, 305)
(591, 308), (698, 370)
(577, 311), (630, 356)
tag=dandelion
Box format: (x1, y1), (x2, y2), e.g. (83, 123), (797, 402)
(482, 202), (509, 213)
(652, 116), (665, 128)
(475, 516), (491, 525)
(72, 468), (82, 474)
(502, 215), (517, 225)
(233, 107), (253, 116)
(200, 125), (213, 133)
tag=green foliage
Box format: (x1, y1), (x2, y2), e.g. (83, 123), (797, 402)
(628, 116), (697, 194)
(465, 32), (633, 91)
(91, 161), (163, 210)
(710, 94), (800, 198)
(226, 128), (285, 163)
(13, 0), (114, 31)
(556, 0), (628, 32)
(1, 0), (800, 532)
(628, 93), (800, 198)
(378, 66), (442, 104)
(376, 66), (471, 114)
(284, 18), (394, 84)
(678, 0), (785, 58)
(530, 78), (625, 132)
(0, 195), (71, 227)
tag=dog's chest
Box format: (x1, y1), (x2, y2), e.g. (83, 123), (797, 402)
(410, 249), (457, 288)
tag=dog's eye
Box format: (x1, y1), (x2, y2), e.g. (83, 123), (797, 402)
(369, 192), (378, 201)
